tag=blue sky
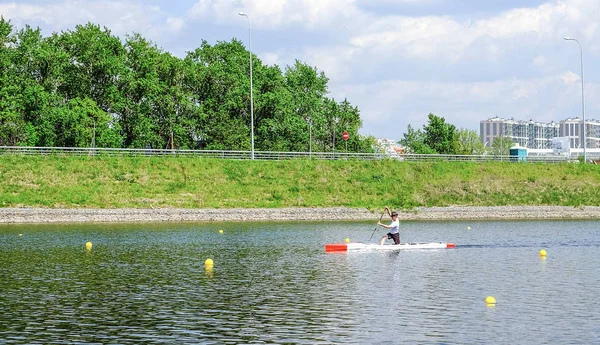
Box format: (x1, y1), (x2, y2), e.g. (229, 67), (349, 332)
(1, 0), (599, 141)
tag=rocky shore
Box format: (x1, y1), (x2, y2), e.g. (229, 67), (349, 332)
(1, 206), (599, 223)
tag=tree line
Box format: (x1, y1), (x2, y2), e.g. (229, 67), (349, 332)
(400, 113), (513, 155)
(0, 18), (376, 152)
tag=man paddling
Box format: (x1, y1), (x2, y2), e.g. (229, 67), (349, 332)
(377, 206), (400, 245)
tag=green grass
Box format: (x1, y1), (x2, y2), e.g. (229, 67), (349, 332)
(1, 155), (599, 209)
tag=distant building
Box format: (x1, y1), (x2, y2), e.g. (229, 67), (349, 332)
(377, 138), (404, 156)
(480, 117), (558, 149)
(559, 117), (600, 149)
(481, 116), (600, 151)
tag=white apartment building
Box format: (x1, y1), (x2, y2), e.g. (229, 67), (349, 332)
(480, 117), (600, 150)
(480, 117), (559, 149)
(559, 117), (600, 149)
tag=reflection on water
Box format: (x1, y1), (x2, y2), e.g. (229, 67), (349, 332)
(0, 220), (599, 344)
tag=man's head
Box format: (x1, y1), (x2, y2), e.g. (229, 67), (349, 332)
(391, 211), (398, 218)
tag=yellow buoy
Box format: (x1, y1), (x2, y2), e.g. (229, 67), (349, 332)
(204, 258), (214, 267)
(205, 267), (214, 278)
(485, 296), (496, 305)
(219, 229), (224, 234)
(345, 238), (350, 243)
(540, 249), (547, 257)
(85, 242), (93, 251)
(18, 234), (23, 237)
(467, 226), (471, 230)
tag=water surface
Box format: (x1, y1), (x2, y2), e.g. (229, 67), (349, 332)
(0, 220), (599, 344)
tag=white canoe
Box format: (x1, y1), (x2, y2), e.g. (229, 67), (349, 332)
(325, 242), (456, 252)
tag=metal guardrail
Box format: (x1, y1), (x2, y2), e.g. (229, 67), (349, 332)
(400, 154), (578, 163)
(0, 146), (383, 160)
(0, 146), (586, 163)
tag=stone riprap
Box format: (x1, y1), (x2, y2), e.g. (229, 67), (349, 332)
(0, 206), (599, 223)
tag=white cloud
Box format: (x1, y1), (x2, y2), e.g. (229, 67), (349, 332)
(533, 55), (547, 67)
(0, 1), (174, 40)
(302, 45), (359, 81)
(561, 71), (581, 85)
(187, 0), (366, 30)
(348, 0), (600, 62)
(182, 0), (600, 80)
(0, 3), (46, 23)
(188, 0), (211, 18)
(341, 71), (595, 137)
(261, 52), (282, 66)
(166, 17), (185, 32)
(355, 0), (442, 5)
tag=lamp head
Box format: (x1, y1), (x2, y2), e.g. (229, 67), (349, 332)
(238, 12), (246, 16)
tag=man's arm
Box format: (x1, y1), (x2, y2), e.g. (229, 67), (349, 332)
(377, 221), (391, 229)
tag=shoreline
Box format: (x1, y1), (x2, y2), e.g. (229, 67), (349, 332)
(1, 206), (600, 224)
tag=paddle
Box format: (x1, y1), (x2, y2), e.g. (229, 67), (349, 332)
(367, 208), (386, 243)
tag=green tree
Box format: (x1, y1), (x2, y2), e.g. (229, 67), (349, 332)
(488, 137), (514, 156)
(12, 27), (70, 146)
(326, 98), (370, 152)
(423, 113), (456, 154)
(39, 98), (121, 147)
(185, 39), (255, 150)
(453, 128), (485, 155)
(122, 34), (202, 149)
(400, 124), (435, 154)
(120, 33), (163, 148)
(0, 20), (375, 152)
(154, 52), (199, 149)
(56, 23), (127, 114)
(254, 64), (295, 151)
(284, 60), (329, 152)
(0, 17), (23, 146)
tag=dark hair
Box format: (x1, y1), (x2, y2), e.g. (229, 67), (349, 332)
(391, 211), (398, 217)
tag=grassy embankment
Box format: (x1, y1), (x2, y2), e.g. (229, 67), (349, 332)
(0, 155), (599, 209)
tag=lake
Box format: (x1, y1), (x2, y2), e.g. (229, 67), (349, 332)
(0, 220), (599, 344)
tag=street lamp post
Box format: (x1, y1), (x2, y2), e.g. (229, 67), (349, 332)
(332, 121), (336, 159)
(239, 12), (255, 159)
(564, 37), (586, 163)
(309, 117), (312, 156)
(91, 120), (96, 148)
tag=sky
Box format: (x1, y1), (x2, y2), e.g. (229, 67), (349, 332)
(1, 0), (599, 141)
